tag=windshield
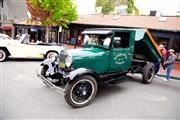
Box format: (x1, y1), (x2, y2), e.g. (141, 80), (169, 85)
(0, 34), (12, 40)
(20, 34), (30, 44)
(83, 34), (112, 49)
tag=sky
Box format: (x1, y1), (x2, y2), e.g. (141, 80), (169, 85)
(134, 0), (180, 16)
(73, 0), (96, 15)
(73, 0), (180, 16)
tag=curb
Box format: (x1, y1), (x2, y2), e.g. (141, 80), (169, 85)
(157, 74), (180, 80)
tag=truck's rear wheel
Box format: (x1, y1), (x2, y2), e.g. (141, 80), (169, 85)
(64, 75), (98, 108)
(0, 49), (7, 62)
(142, 63), (155, 84)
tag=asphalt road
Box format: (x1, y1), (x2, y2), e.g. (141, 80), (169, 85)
(0, 59), (180, 120)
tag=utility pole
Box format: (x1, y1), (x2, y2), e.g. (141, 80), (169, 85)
(1, 0), (4, 7)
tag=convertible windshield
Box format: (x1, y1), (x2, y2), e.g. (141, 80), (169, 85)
(83, 34), (112, 49)
(0, 34), (12, 40)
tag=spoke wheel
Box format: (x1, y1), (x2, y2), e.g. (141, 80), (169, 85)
(71, 80), (93, 104)
(147, 68), (154, 80)
(142, 63), (155, 84)
(65, 75), (97, 108)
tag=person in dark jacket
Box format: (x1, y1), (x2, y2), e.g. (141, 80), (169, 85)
(164, 49), (176, 81)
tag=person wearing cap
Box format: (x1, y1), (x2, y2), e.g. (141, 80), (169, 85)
(164, 49), (176, 81)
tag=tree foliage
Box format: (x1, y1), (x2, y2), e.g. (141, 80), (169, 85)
(96, 0), (139, 15)
(96, 0), (114, 14)
(127, 0), (139, 15)
(102, 1), (114, 14)
(26, 0), (78, 27)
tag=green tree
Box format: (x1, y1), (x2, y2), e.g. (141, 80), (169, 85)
(127, 0), (139, 15)
(96, 0), (114, 14)
(96, 0), (104, 7)
(26, 0), (78, 27)
(102, 1), (114, 14)
(96, 0), (139, 15)
(26, 0), (78, 42)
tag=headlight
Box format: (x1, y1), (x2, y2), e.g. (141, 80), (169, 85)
(65, 56), (72, 67)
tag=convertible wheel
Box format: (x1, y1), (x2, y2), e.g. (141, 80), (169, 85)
(142, 63), (155, 84)
(46, 51), (58, 59)
(64, 75), (98, 108)
(0, 49), (7, 62)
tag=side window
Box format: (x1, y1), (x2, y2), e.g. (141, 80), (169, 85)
(102, 37), (111, 48)
(114, 32), (130, 48)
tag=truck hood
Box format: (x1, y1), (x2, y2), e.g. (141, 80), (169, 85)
(67, 48), (107, 59)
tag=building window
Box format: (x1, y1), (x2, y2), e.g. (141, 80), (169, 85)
(49, 30), (56, 43)
(172, 39), (180, 53)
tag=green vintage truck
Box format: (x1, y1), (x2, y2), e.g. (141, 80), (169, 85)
(37, 28), (164, 108)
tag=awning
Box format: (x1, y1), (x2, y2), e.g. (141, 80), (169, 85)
(82, 30), (112, 35)
(0, 26), (13, 30)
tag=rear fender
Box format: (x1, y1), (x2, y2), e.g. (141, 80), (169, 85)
(68, 68), (99, 81)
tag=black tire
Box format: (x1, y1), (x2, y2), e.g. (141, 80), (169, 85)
(45, 51), (58, 59)
(0, 49), (7, 62)
(142, 63), (155, 84)
(64, 75), (98, 108)
(41, 65), (49, 77)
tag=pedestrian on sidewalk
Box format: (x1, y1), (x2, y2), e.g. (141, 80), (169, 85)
(164, 49), (176, 81)
(155, 44), (167, 74)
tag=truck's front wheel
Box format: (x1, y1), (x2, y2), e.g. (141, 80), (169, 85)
(64, 75), (98, 108)
(142, 63), (155, 84)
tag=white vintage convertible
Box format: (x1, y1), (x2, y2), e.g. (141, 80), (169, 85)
(0, 33), (64, 62)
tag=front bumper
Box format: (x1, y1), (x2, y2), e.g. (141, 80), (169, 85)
(36, 70), (65, 95)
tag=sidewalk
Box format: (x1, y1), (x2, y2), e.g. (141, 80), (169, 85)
(65, 44), (180, 80)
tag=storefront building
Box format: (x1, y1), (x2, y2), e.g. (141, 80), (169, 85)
(14, 21), (60, 43)
(67, 15), (180, 53)
(14, 15), (180, 60)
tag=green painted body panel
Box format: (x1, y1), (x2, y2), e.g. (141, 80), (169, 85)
(65, 28), (163, 75)
(67, 48), (110, 74)
(108, 31), (135, 72)
(142, 35), (162, 63)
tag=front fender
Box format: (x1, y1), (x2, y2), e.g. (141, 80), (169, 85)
(67, 68), (99, 81)
(41, 59), (55, 75)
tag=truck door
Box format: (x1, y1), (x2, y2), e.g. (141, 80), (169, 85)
(109, 32), (134, 72)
